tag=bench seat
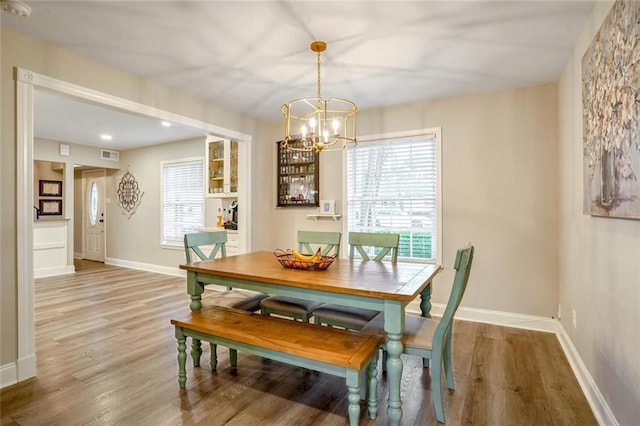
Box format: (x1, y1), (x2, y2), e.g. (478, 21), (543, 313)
(171, 306), (384, 425)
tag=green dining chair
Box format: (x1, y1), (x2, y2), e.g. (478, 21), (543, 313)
(313, 232), (400, 329)
(184, 231), (269, 312)
(184, 231), (269, 368)
(362, 243), (474, 424)
(297, 230), (341, 256)
(259, 231), (341, 322)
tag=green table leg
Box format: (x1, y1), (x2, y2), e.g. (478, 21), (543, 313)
(420, 281), (432, 318)
(186, 271), (204, 311)
(384, 302), (404, 426)
(186, 271), (204, 363)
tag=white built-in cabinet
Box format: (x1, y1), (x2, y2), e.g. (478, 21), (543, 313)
(206, 136), (238, 198)
(34, 219), (74, 278)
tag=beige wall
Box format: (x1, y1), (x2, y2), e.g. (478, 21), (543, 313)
(558, 1), (639, 424)
(270, 84), (560, 317)
(1, 28), (273, 367)
(107, 138), (203, 268)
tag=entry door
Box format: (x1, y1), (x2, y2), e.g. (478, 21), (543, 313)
(83, 169), (106, 262)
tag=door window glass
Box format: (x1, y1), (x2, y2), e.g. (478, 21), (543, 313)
(89, 181), (98, 225)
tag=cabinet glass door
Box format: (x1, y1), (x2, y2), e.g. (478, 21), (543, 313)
(207, 138), (239, 197)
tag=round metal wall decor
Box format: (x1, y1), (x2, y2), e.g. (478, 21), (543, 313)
(117, 167), (144, 218)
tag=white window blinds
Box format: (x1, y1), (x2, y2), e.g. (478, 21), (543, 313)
(161, 158), (204, 245)
(346, 134), (439, 261)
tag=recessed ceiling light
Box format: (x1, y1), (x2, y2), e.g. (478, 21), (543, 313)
(161, 121), (172, 127)
(100, 134), (113, 141)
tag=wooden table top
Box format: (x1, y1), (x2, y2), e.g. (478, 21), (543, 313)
(180, 251), (442, 302)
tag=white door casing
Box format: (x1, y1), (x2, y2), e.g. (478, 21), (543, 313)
(15, 68), (253, 384)
(83, 170), (106, 262)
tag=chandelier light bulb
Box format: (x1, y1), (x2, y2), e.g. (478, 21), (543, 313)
(332, 119), (339, 135)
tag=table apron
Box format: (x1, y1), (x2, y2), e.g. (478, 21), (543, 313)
(193, 271), (404, 311)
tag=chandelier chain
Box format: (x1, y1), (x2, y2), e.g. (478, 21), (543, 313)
(316, 50), (322, 99)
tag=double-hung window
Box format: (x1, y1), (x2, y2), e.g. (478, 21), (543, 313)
(346, 129), (441, 262)
(161, 158), (204, 246)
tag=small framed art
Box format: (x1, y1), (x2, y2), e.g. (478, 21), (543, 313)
(320, 199), (335, 215)
(39, 180), (62, 197)
(39, 199), (62, 216)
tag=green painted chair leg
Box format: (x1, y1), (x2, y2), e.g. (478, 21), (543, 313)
(229, 348), (238, 367)
(210, 343), (217, 371)
(444, 336), (455, 389)
(431, 350), (445, 423)
(191, 338), (202, 367)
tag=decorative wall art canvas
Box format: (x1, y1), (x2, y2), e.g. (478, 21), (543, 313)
(116, 167), (144, 218)
(582, 0), (640, 219)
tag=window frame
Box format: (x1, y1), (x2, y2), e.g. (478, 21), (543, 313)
(342, 128), (442, 264)
(160, 156), (205, 248)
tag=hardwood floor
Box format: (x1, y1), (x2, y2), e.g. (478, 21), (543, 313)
(1, 260), (597, 425)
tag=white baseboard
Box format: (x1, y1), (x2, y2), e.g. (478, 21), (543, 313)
(17, 353), (36, 382)
(34, 265), (75, 278)
(555, 322), (618, 426)
(2, 351), (37, 390)
(406, 301), (617, 425)
(105, 257), (184, 277)
(74, 252), (82, 259)
(407, 301), (556, 333)
(0, 362), (17, 389)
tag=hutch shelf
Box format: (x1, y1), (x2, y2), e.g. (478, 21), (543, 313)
(276, 141), (320, 207)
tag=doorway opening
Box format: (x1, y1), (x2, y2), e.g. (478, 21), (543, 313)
(16, 68), (253, 383)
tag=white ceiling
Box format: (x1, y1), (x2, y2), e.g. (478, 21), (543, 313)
(33, 90), (207, 150)
(2, 0), (595, 150)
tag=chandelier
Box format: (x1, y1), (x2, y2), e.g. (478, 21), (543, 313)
(281, 41), (357, 152)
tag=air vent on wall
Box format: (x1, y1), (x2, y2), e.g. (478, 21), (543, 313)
(101, 149), (120, 161)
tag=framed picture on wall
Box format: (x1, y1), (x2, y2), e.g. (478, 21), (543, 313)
(39, 180), (62, 197)
(320, 199), (336, 215)
(39, 199), (62, 215)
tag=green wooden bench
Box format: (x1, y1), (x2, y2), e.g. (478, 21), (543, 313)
(171, 306), (383, 426)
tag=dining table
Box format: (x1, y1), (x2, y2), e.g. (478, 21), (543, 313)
(180, 250), (442, 425)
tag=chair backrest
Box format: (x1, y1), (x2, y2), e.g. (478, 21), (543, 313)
(348, 232), (400, 262)
(184, 231), (227, 263)
(433, 243), (474, 346)
(297, 230), (341, 256)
